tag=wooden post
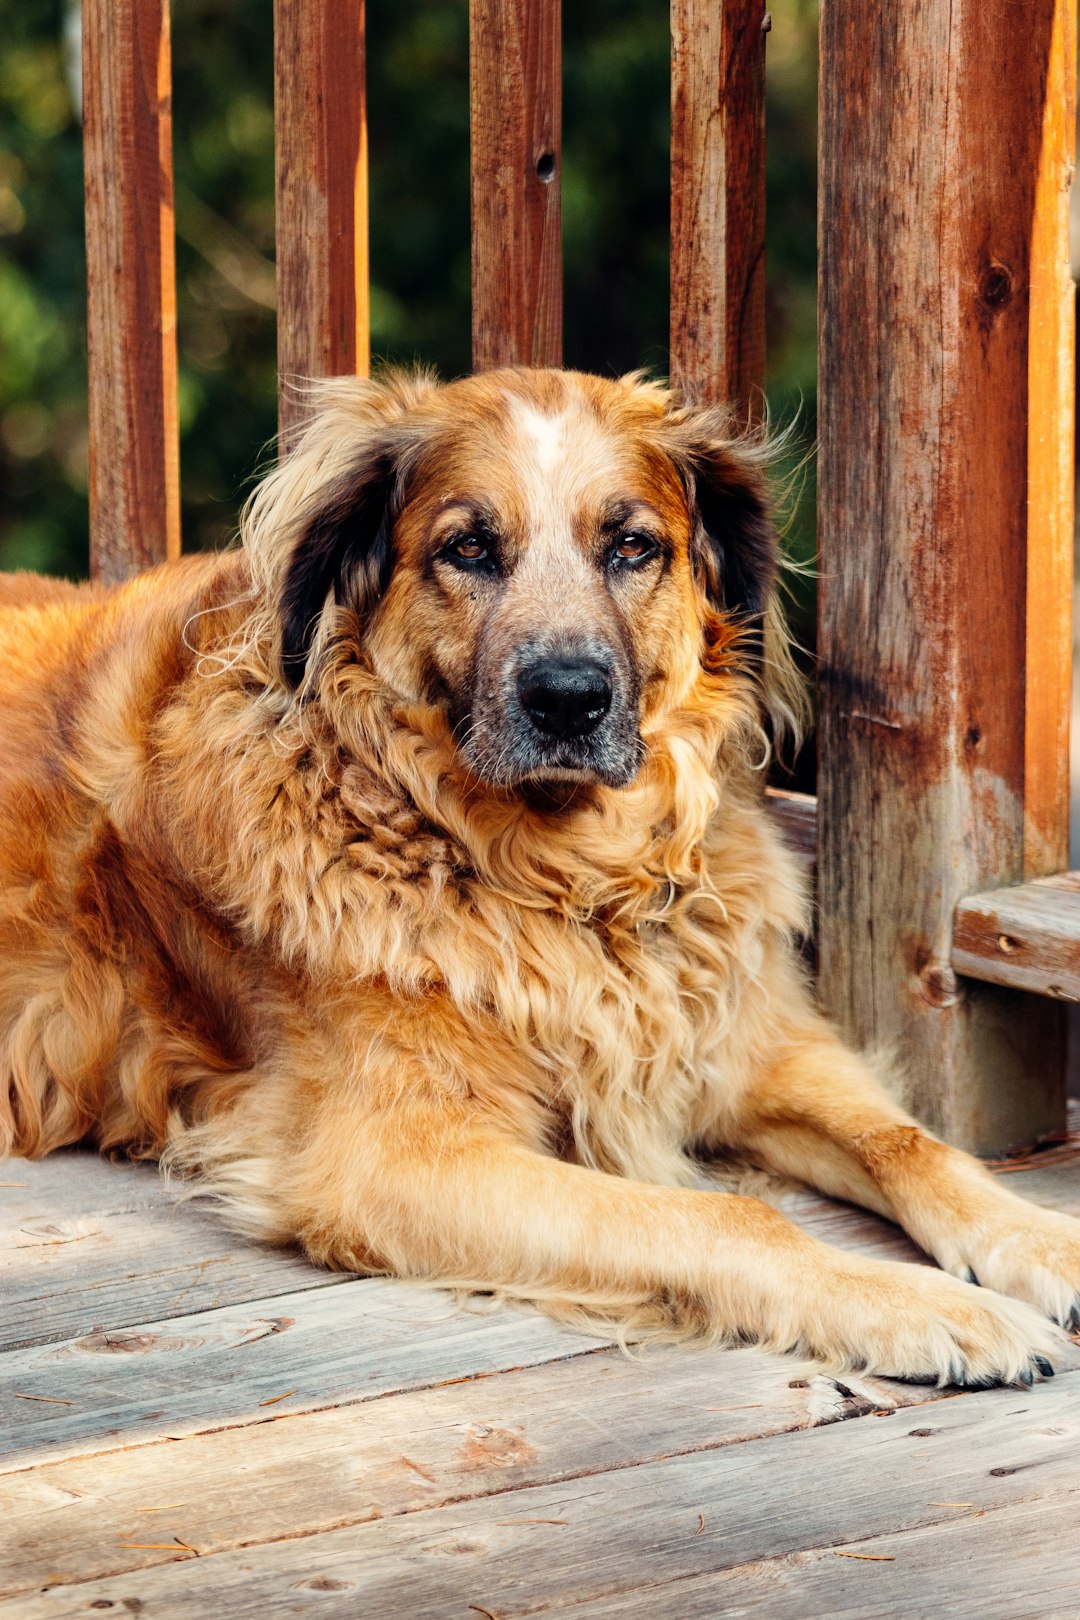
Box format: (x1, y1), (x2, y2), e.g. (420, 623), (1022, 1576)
(274, 0), (370, 451)
(83, 0), (180, 583)
(1025, 0), (1077, 879)
(817, 0), (1076, 1153)
(670, 0), (767, 420)
(470, 0), (562, 371)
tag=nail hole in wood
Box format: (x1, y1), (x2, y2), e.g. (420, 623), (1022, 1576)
(996, 934), (1020, 954)
(536, 152), (556, 183)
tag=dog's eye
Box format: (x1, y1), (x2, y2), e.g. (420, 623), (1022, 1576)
(609, 533), (659, 568)
(443, 535), (491, 566)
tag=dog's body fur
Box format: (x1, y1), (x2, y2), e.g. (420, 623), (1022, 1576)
(2, 368), (1078, 1384)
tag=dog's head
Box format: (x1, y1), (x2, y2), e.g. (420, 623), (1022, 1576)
(243, 369), (795, 790)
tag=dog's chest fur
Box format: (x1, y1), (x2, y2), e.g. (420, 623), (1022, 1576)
(259, 750), (809, 1180)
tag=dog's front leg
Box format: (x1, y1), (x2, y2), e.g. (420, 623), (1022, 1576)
(731, 1019), (1080, 1334)
(283, 1091), (1058, 1384)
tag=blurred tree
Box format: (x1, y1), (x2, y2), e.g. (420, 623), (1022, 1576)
(0, 0), (818, 661)
(0, 0), (88, 574)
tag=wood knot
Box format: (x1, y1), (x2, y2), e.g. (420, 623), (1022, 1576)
(917, 960), (959, 1007)
(976, 261), (1014, 312)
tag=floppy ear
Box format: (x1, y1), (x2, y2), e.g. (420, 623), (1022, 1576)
(649, 395), (778, 625)
(277, 447), (396, 690)
(645, 389), (806, 741)
(240, 372), (437, 692)
(683, 440), (778, 626)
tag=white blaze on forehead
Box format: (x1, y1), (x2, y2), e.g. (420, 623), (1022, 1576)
(512, 401), (569, 471)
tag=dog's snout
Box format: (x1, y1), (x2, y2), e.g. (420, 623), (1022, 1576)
(517, 657), (613, 741)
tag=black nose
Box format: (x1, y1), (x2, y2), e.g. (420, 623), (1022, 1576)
(517, 658), (613, 741)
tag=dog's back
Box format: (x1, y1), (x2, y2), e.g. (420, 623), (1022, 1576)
(0, 571), (90, 610)
(0, 552), (252, 1161)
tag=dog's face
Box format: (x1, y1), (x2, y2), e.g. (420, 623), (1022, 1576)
(265, 370), (778, 790)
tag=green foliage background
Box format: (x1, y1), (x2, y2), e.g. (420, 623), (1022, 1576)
(0, 0), (817, 655)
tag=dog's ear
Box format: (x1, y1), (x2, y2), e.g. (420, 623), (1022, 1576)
(645, 389), (806, 741)
(683, 439), (778, 626)
(277, 446), (397, 690)
(241, 372), (436, 692)
(655, 403), (778, 626)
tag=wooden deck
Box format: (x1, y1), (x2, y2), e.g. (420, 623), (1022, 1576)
(4, 1136), (1080, 1616)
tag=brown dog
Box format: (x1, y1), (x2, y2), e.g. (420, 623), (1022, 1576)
(1, 368), (1076, 1384)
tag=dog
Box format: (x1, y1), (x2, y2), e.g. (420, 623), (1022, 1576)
(1, 366), (1077, 1385)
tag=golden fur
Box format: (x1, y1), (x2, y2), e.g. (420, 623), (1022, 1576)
(2, 367), (1078, 1385)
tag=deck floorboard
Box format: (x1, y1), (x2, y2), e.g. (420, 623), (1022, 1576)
(3, 1143), (1080, 1613)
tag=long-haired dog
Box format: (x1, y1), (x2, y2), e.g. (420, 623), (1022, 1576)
(2, 368), (1077, 1384)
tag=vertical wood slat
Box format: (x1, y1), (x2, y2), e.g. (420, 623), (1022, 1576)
(817, 0), (1076, 1155)
(83, 0), (180, 583)
(274, 0), (370, 451)
(670, 0), (767, 419)
(470, 0), (562, 371)
(1024, 0), (1076, 878)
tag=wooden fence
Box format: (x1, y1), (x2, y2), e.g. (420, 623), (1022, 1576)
(80, 0), (1077, 1154)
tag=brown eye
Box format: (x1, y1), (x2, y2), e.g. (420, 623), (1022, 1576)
(444, 535), (490, 565)
(610, 532), (658, 566)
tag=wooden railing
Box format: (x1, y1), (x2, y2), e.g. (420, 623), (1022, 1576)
(77, 0), (1077, 1154)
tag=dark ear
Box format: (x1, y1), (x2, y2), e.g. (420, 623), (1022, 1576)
(278, 449), (396, 690)
(685, 446), (778, 625)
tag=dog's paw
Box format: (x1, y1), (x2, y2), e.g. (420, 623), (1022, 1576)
(817, 1259), (1065, 1387)
(943, 1205), (1080, 1331)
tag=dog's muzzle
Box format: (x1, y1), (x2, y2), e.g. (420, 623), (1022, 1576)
(458, 637), (641, 789)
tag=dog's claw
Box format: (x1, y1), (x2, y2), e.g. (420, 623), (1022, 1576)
(952, 1360), (1003, 1386)
(955, 1371), (999, 1391)
(1035, 1356), (1055, 1378)
(961, 1266), (980, 1286)
(1018, 1367), (1034, 1387)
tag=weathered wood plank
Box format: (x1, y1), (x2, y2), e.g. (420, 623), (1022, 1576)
(0, 1149), (172, 1223)
(0, 1351), (925, 1596)
(274, 0), (369, 450)
(670, 0), (767, 419)
(83, 0), (181, 582)
(0, 1278), (591, 1471)
(953, 873), (1080, 1001)
(470, 0), (562, 370)
(1024, 0), (1076, 877)
(571, 1492), (1080, 1618)
(13, 1372), (1080, 1615)
(817, 0), (1074, 1154)
(773, 1189), (926, 1265)
(982, 1154), (1080, 1211)
(0, 1191), (348, 1354)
